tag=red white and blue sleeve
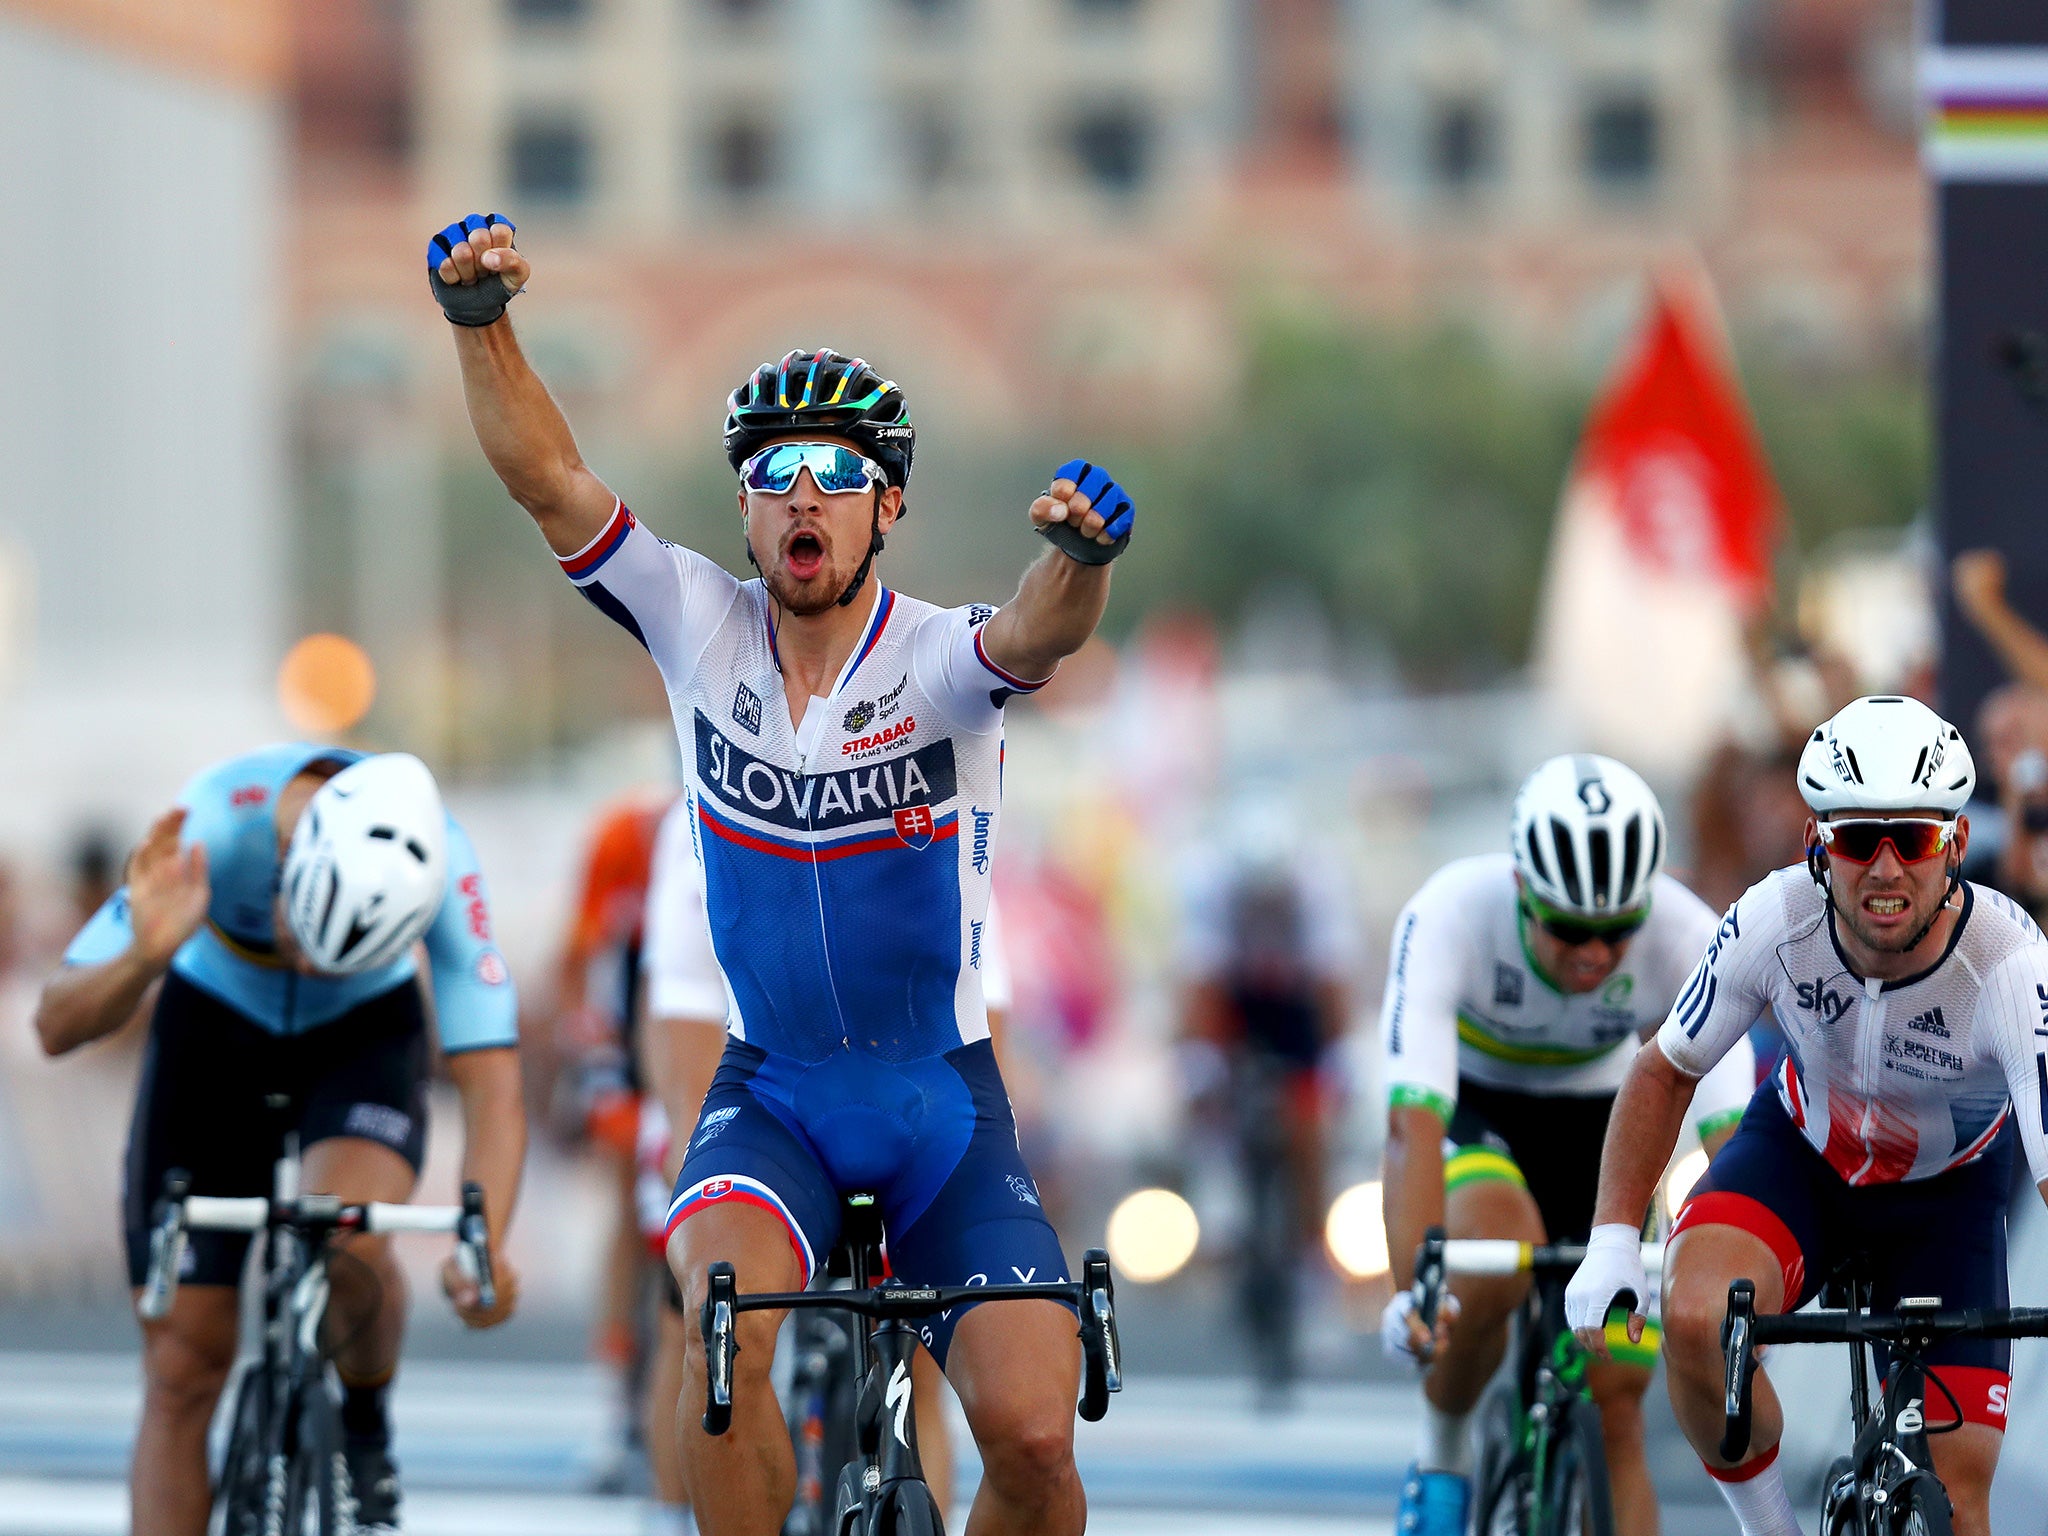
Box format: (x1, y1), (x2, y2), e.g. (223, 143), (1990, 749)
(557, 499), (739, 693)
(912, 602), (1053, 735)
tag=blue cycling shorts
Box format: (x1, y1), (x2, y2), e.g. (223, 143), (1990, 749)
(1674, 1083), (2015, 1429)
(665, 1037), (1068, 1365)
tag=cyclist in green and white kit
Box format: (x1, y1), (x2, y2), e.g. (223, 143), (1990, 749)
(1377, 755), (1753, 1536)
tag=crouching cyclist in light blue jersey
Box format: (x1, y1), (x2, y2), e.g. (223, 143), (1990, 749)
(33, 747), (527, 1536)
(431, 211), (1132, 1536)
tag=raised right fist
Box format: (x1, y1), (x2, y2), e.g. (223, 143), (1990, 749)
(428, 213), (527, 327)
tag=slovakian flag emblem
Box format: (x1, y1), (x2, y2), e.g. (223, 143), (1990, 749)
(893, 805), (936, 849)
(703, 1178), (733, 1199)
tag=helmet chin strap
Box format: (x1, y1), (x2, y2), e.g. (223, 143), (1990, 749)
(741, 495), (885, 609)
(1809, 847), (1962, 956)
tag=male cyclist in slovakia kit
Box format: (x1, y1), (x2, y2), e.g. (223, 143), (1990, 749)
(1567, 697), (2048, 1536)
(431, 211), (1133, 1536)
(1379, 755), (1754, 1536)
(634, 796), (1022, 1531)
(33, 748), (526, 1536)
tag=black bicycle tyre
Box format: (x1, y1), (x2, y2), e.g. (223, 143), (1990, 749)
(831, 1458), (870, 1536)
(1473, 1381), (1531, 1536)
(786, 1314), (862, 1536)
(1820, 1455), (1859, 1536)
(875, 1480), (946, 1536)
(1889, 1475), (1955, 1536)
(1541, 1401), (1616, 1536)
(281, 1374), (347, 1536)
(210, 1366), (271, 1536)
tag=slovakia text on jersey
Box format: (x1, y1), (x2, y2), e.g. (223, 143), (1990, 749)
(560, 501), (1042, 1065)
(1658, 867), (2048, 1187)
(61, 744), (517, 1052)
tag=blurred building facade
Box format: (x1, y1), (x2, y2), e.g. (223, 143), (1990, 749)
(0, 0), (291, 853)
(277, 0), (1925, 767)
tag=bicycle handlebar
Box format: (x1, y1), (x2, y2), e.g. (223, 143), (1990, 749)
(1718, 1280), (2048, 1461)
(699, 1248), (1122, 1434)
(137, 1169), (496, 1321)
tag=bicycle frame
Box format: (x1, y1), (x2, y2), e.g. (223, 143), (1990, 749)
(700, 1222), (1120, 1533)
(138, 1141), (493, 1534)
(1721, 1277), (2048, 1534)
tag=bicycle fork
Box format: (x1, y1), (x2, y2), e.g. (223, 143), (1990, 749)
(857, 1318), (929, 1501)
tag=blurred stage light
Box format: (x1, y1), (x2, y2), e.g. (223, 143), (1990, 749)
(279, 633), (376, 735)
(1664, 1148), (1710, 1226)
(1105, 1188), (1199, 1283)
(1325, 1180), (1390, 1280)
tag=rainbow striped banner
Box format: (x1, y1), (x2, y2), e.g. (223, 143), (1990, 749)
(1924, 48), (2048, 181)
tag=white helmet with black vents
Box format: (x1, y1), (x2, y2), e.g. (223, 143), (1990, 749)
(1796, 696), (1975, 816)
(282, 753), (449, 975)
(1510, 754), (1666, 916)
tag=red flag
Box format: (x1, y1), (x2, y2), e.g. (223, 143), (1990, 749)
(1575, 276), (1780, 611)
(1534, 272), (1783, 774)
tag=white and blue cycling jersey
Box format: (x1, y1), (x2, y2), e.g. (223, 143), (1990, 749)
(562, 500), (1042, 1067)
(63, 743), (517, 1053)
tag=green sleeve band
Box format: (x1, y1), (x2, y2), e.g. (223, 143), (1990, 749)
(1388, 1084), (1454, 1126)
(1694, 1107), (1743, 1142)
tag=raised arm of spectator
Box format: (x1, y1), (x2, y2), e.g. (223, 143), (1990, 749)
(1955, 549), (2048, 693)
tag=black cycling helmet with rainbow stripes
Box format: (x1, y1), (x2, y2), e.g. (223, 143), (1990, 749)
(722, 349), (916, 507)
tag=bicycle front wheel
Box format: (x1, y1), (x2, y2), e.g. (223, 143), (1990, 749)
(1891, 1476), (1955, 1536)
(1539, 1403), (1616, 1536)
(282, 1376), (348, 1536)
(1473, 1384), (1532, 1536)
(210, 1366), (270, 1536)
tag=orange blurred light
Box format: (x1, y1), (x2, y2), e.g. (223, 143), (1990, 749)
(278, 633), (376, 736)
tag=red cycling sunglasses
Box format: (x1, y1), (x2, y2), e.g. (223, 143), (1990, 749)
(1816, 818), (1956, 865)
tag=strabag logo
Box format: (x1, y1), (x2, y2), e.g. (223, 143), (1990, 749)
(844, 716), (916, 759)
(694, 711), (957, 833)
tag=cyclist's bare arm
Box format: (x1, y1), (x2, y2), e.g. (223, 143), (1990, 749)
(977, 480), (1116, 681)
(1588, 1044), (1696, 1234)
(34, 809), (207, 1056)
(441, 1044), (526, 1326)
(435, 223), (616, 556)
(1382, 1104), (1449, 1291)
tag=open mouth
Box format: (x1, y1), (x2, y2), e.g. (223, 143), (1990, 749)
(785, 529), (825, 581)
(1864, 893), (1909, 920)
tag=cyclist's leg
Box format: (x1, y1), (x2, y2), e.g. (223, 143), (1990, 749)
(670, 1200), (805, 1536)
(888, 1040), (1081, 1536)
(1583, 1358), (1657, 1536)
(134, 1286), (241, 1536)
(644, 1280), (693, 1521)
(1429, 1157), (1543, 1411)
(298, 986), (432, 1418)
(298, 1136), (418, 1392)
(1863, 1136), (2015, 1536)
(123, 975), (273, 1536)
(666, 1043), (837, 1536)
(912, 1347), (954, 1518)
(944, 1298), (1083, 1536)
(1659, 1090), (1816, 1535)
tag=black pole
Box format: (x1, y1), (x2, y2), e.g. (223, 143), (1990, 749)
(1932, 2), (2048, 737)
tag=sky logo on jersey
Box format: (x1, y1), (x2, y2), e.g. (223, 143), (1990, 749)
(695, 711), (957, 832)
(1796, 978), (1853, 1024)
(894, 805), (936, 849)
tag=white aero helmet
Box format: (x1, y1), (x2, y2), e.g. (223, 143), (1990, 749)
(1510, 754), (1666, 916)
(282, 753), (449, 975)
(1796, 696), (1975, 816)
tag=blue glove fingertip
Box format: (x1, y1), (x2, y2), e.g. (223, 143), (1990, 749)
(1053, 458), (1090, 489)
(487, 212), (516, 233)
(461, 212), (490, 235)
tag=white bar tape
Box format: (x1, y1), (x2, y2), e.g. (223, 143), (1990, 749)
(362, 1203), (462, 1233)
(181, 1197), (270, 1231)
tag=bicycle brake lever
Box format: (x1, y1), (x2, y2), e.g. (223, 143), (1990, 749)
(138, 1171), (193, 1322)
(457, 1182), (495, 1314)
(1719, 1279), (1758, 1463)
(702, 1263), (738, 1435)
